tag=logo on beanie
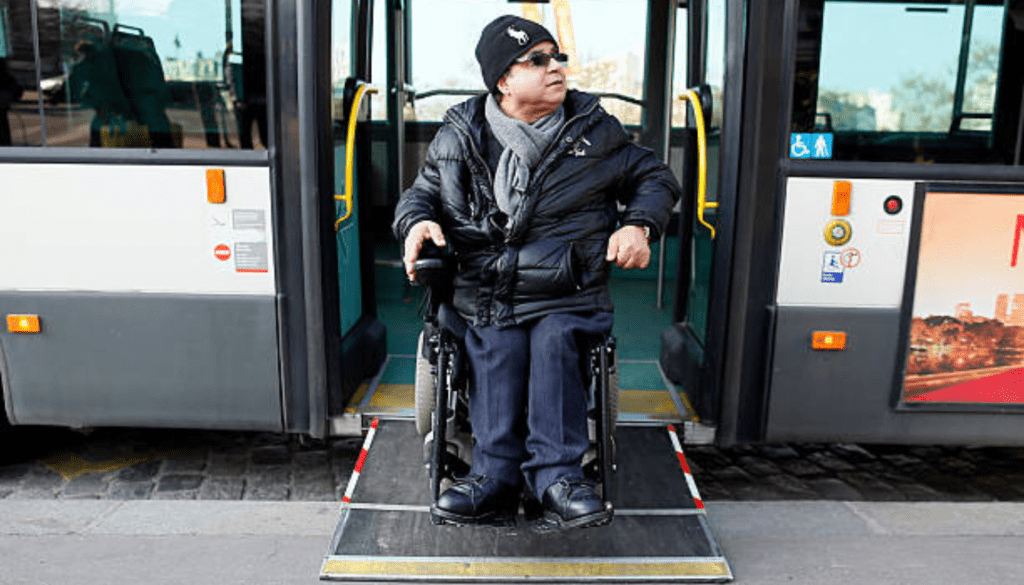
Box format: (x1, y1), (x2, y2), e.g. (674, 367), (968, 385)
(506, 25), (529, 46)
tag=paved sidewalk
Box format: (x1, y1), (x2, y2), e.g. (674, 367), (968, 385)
(4, 425), (1024, 503)
(1, 500), (1022, 584)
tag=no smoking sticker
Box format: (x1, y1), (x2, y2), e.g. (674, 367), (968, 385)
(214, 243), (231, 261)
(840, 247), (861, 268)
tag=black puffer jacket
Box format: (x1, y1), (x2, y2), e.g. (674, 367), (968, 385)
(393, 90), (681, 328)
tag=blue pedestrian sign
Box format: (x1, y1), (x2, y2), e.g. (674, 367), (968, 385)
(821, 251), (844, 283)
(790, 133), (833, 159)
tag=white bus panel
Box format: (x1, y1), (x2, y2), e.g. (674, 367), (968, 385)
(0, 164), (275, 296)
(776, 177), (916, 308)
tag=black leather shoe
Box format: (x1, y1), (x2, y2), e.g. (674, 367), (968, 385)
(430, 475), (519, 525)
(541, 477), (613, 529)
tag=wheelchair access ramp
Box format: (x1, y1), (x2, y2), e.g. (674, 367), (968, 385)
(321, 419), (732, 582)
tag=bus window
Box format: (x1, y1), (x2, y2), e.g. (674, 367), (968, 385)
(407, 0), (647, 125)
(1, 0), (40, 147)
(791, 0), (1017, 164)
(670, 0), (726, 131)
(332, 0), (352, 122)
(670, 4), (689, 129)
(35, 0), (266, 150)
(669, 0), (725, 132)
(371, 0), (386, 120)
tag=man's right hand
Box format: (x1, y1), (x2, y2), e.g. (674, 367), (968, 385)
(403, 220), (447, 282)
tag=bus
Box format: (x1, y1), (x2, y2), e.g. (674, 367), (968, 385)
(2, 0), (1024, 454)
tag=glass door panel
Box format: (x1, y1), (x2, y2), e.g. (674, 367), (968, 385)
(333, 0), (363, 338)
(661, 0), (727, 420)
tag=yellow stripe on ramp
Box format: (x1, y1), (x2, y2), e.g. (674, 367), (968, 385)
(322, 558), (730, 579)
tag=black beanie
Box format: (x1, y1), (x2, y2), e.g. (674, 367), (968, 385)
(475, 15), (558, 94)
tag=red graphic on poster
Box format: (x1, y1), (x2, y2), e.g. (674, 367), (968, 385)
(214, 244), (231, 261)
(1012, 214), (1024, 267)
(906, 367), (1024, 403)
(902, 192), (1024, 404)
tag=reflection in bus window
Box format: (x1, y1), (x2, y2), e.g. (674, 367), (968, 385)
(408, 0), (647, 125)
(0, 0), (40, 146)
(792, 0), (1013, 164)
(35, 0), (266, 149)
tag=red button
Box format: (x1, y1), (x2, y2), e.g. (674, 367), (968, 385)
(884, 195), (902, 215)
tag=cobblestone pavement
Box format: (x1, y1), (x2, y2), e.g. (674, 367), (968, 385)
(1, 424), (1023, 502)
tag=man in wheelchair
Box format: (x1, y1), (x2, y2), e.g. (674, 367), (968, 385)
(393, 15), (680, 529)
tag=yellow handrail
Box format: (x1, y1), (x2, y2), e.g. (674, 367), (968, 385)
(678, 89), (717, 240)
(335, 84), (378, 230)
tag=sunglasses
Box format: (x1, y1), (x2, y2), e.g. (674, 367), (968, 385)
(513, 51), (569, 68)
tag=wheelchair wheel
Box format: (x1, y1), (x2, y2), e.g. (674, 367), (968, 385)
(588, 342), (620, 443)
(414, 331), (435, 435)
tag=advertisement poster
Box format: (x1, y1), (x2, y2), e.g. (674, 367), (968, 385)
(902, 191), (1024, 404)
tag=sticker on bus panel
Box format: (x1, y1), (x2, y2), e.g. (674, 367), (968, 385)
(234, 242), (269, 273)
(821, 251), (844, 283)
(790, 133), (833, 159)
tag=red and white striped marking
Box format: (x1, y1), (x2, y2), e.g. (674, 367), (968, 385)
(667, 424), (704, 510)
(341, 418), (380, 504)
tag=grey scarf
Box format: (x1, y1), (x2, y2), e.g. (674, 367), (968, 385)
(484, 95), (565, 228)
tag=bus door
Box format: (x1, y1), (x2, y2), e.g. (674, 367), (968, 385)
(327, 0), (386, 433)
(659, 0), (732, 441)
(344, 0), (729, 430)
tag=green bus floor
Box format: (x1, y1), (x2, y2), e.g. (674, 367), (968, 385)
(376, 268), (674, 360)
(360, 240), (691, 420)
(371, 354), (670, 392)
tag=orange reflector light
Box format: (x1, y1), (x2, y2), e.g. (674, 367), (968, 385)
(7, 314), (40, 333)
(812, 331), (846, 350)
(206, 169), (226, 204)
(832, 181), (851, 216)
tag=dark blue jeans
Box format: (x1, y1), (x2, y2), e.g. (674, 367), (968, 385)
(464, 311), (614, 500)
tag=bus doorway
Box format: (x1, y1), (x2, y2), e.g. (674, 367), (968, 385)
(332, 0), (730, 439)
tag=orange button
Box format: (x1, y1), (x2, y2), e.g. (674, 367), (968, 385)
(7, 314), (41, 333)
(832, 181), (851, 216)
(812, 331), (846, 350)
(206, 169), (226, 204)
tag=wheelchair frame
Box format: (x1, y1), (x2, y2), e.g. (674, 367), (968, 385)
(412, 255), (618, 522)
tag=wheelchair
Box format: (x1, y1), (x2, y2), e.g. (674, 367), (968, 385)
(411, 248), (619, 526)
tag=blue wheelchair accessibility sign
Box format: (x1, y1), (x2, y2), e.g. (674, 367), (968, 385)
(821, 251), (844, 283)
(790, 133), (833, 159)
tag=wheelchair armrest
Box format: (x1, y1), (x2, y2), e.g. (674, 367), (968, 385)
(413, 254), (455, 292)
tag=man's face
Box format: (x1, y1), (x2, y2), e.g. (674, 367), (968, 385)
(499, 41), (567, 113)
